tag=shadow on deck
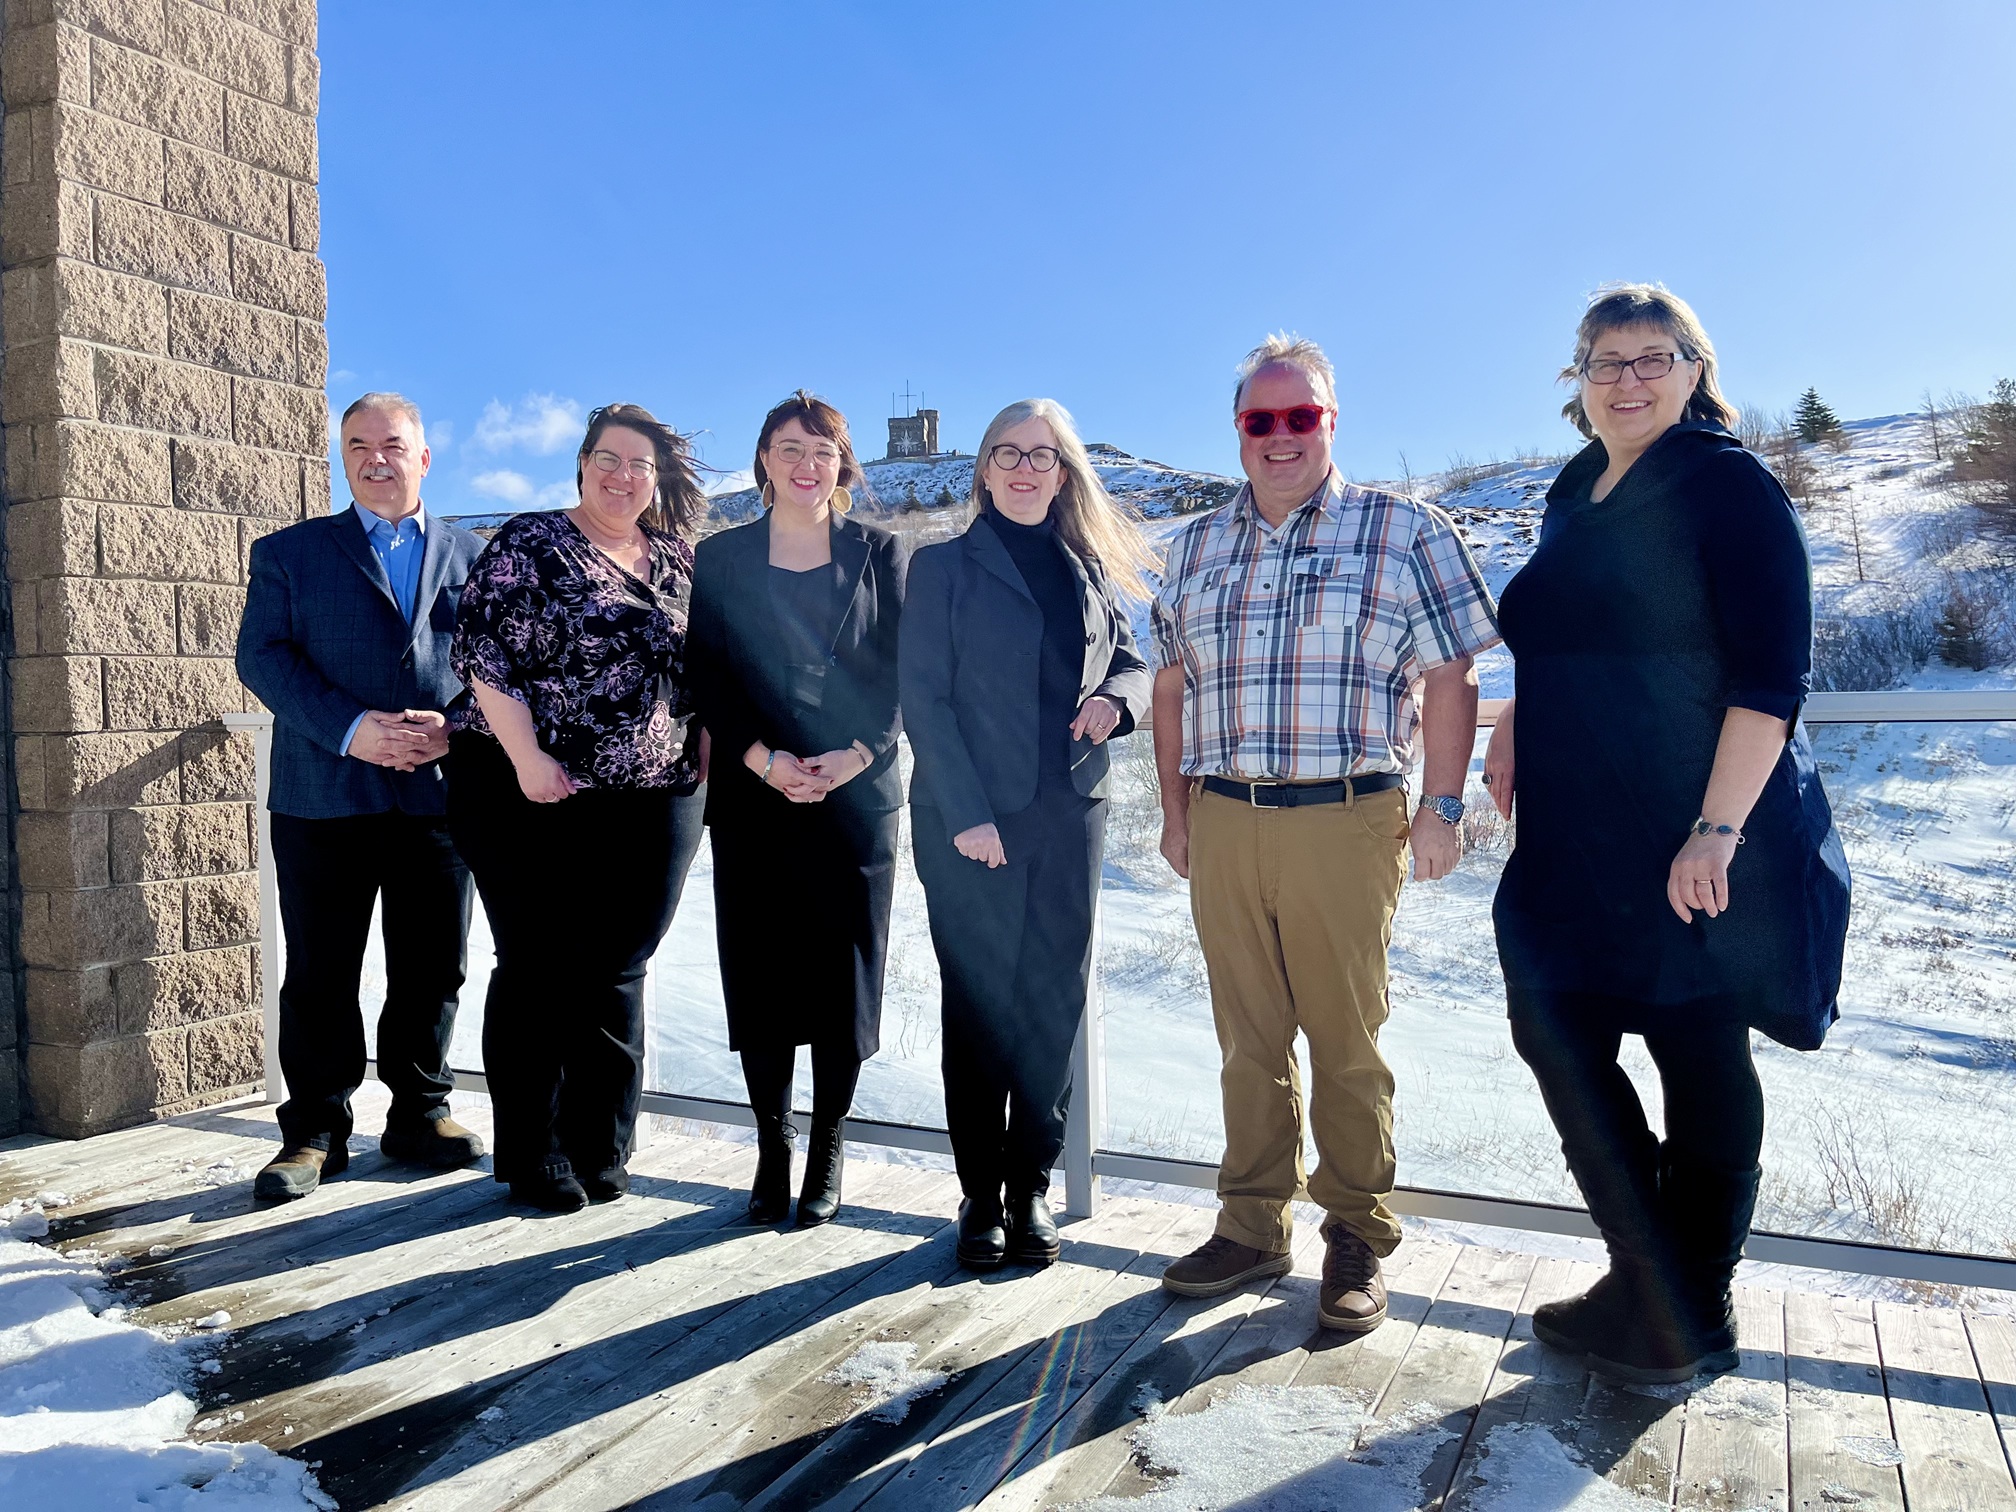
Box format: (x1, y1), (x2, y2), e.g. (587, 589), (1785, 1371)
(5, 1088), (2014, 1510)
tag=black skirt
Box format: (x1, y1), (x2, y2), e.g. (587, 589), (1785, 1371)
(709, 784), (897, 1060)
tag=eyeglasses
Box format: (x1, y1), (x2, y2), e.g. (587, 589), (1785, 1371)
(988, 444), (1061, 473)
(588, 449), (657, 479)
(1581, 352), (1692, 385)
(768, 439), (842, 467)
(1236, 406), (1331, 438)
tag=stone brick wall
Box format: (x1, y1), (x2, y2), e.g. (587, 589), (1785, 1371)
(0, 0), (325, 1137)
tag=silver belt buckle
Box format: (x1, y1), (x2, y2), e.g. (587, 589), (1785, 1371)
(1247, 780), (1280, 808)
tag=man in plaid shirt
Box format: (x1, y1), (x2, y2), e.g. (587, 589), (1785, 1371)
(1150, 335), (1500, 1332)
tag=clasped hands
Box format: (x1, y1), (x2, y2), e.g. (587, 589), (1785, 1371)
(348, 709), (448, 771)
(750, 742), (870, 804)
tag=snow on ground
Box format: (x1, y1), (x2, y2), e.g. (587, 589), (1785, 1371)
(820, 1340), (949, 1424)
(0, 1210), (332, 1508)
(1066, 1383), (1456, 1512)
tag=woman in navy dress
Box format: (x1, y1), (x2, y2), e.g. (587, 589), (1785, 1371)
(1486, 285), (1850, 1384)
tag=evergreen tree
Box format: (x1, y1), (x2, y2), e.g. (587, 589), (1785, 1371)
(1794, 388), (1841, 443)
(902, 483), (923, 513)
(933, 485), (959, 509)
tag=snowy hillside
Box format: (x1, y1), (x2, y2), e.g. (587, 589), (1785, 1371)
(704, 442), (1241, 526)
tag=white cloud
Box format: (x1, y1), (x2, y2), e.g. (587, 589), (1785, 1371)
(469, 471), (577, 511)
(471, 393), (584, 455)
(428, 419), (455, 452)
(708, 468), (756, 496)
(471, 469), (536, 503)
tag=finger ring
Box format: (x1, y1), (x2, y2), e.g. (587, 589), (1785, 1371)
(1480, 773), (1493, 786)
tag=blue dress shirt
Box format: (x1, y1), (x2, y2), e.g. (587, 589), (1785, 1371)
(342, 505), (427, 756)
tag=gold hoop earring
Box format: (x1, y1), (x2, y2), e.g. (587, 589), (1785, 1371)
(760, 480), (775, 510)
(830, 485), (853, 515)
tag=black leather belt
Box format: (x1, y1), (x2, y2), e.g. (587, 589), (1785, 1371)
(1200, 772), (1406, 809)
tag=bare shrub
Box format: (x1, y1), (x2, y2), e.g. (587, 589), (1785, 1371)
(1811, 608), (1937, 690)
(1804, 1103), (1957, 1251)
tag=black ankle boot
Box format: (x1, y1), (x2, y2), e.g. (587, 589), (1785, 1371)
(797, 1120), (845, 1228)
(957, 1195), (1007, 1269)
(746, 1116), (796, 1225)
(509, 1156), (588, 1214)
(1005, 1191), (1061, 1267)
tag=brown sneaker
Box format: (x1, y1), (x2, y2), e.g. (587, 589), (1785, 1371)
(1161, 1234), (1293, 1297)
(1318, 1222), (1388, 1333)
(379, 1116), (486, 1168)
(254, 1143), (348, 1201)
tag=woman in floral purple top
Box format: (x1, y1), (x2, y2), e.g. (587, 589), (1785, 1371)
(446, 403), (708, 1212)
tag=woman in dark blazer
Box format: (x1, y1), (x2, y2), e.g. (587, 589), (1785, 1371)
(901, 399), (1156, 1270)
(689, 391), (908, 1229)
(1486, 285), (1850, 1385)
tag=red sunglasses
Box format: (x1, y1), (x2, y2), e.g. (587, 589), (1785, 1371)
(1237, 405), (1332, 438)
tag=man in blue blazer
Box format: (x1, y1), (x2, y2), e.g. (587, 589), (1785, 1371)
(236, 393), (489, 1199)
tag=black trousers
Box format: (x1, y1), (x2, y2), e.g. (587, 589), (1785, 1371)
(915, 789), (1104, 1203)
(446, 733), (705, 1182)
(271, 809), (473, 1152)
(1507, 986), (1765, 1263)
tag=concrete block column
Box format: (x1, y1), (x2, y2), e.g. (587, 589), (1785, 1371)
(0, 0), (326, 1137)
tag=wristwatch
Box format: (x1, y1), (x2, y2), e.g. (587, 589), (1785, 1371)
(1420, 794), (1465, 827)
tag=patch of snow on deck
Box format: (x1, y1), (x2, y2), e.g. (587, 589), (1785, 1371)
(822, 1340), (948, 1424)
(0, 1231), (332, 1508)
(1069, 1384), (1454, 1511)
(1465, 1422), (1665, 1508)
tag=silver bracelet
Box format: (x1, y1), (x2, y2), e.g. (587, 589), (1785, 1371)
(1691, 817), (1744, 845)
(763, 749), (778, 785)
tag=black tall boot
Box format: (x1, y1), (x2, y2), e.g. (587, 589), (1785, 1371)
(1533, 1125), (1671, 1358)
(746, 1116), (796, 1225)
(1661, 1153), (1761, 1362)
(797, 1119), (844, 1229)
(1584, 1152), (1756, 1384)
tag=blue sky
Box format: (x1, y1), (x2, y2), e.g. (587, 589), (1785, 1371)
(322, 1), (2016, 513)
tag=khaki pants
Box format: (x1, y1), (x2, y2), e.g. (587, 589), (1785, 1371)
(1188, 782), (1409, 1256)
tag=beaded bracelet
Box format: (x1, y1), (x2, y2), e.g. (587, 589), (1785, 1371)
(1691, 817), (1745, 845)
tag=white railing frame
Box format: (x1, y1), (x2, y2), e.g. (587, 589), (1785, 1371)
(228, 689), (2016, 1290)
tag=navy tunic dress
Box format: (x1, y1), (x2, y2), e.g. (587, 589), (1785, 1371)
(1492, 422), (1851, 1050)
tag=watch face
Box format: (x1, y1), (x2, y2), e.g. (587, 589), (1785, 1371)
(1430, 796), (1464, 826)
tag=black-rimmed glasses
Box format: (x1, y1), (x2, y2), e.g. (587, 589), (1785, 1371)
(589, 449), (657, 479)
(1581, 352), (1692, 385)
(989, 443), (1061, 473)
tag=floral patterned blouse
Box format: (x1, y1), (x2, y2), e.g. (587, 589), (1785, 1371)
(450, 510), (701, 792)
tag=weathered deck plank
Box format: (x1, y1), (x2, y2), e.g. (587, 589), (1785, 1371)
(1783, 1291), (1906, 1512)
(18, 1105), (2016, 1512)
(1675, 1285), (1789, 1511)
(1877, 1299), (2016, 1511)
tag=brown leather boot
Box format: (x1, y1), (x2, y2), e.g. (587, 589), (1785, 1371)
(254, 1143), (348, 1201)
(379, 1116), (486, 1168)
(1161, 1234), (1292, 1297)
(1318, 1222), (1388, 1333)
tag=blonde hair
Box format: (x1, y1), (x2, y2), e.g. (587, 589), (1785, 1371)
(1560, 283), (1738, 439)
(972, 399), (1158, 604)
(1233, 332), (1337, 412)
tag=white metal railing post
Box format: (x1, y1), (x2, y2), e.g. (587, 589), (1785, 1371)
(1062, 902), (1105, 1219)
(223, 713), (282, 1104)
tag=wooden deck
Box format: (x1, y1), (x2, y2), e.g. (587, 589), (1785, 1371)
(6, 1089), (2016, 1511)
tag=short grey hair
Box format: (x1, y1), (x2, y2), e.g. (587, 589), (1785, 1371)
(340, 390), (425, 439)
(1233, 333), (1337, 412)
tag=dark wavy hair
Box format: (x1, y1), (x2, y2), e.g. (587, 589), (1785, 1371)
(752, 390), (868, 511)
(573, 403), (706, 537)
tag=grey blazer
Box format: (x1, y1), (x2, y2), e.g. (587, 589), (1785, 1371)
(236, 508), (486, 819)
(899, 514), (1152, 836)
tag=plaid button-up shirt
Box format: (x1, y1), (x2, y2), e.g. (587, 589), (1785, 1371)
(1149, 471), (1500, 781)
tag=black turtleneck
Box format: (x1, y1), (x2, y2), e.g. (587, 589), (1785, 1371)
(984, 509), (1082, 790)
